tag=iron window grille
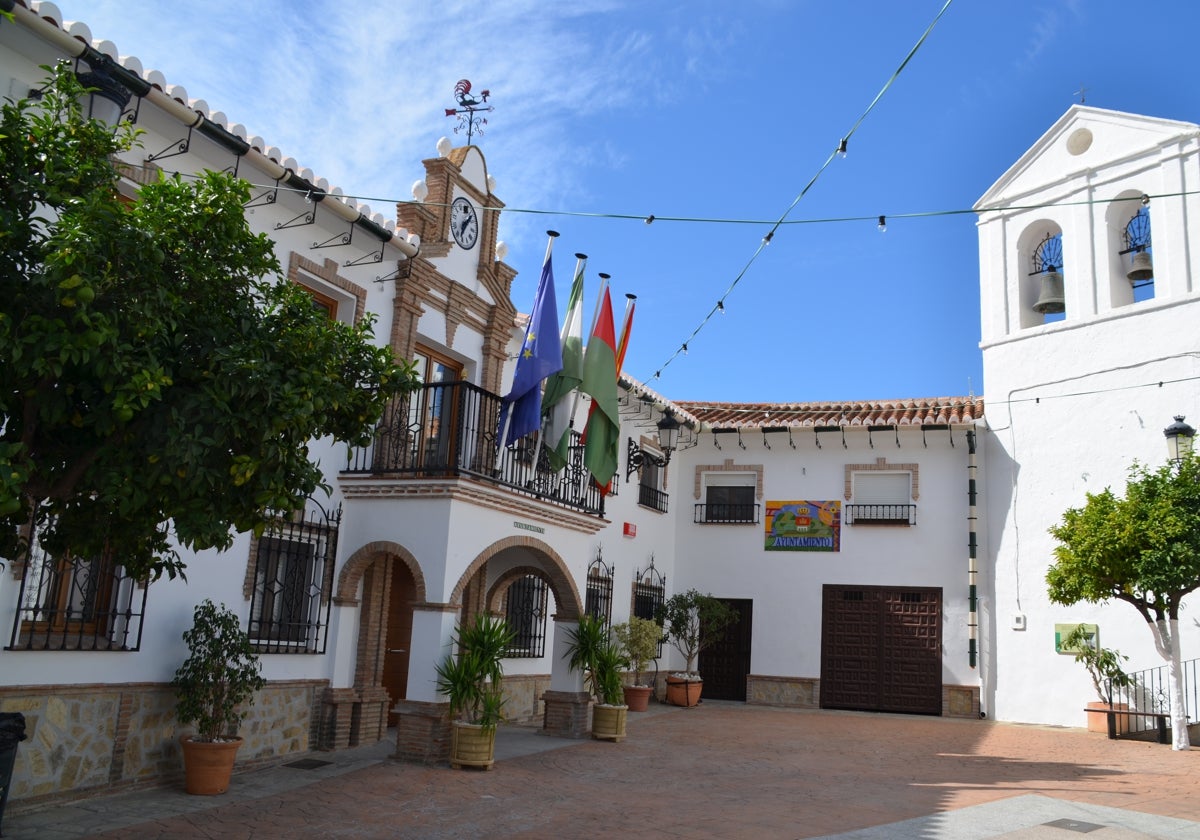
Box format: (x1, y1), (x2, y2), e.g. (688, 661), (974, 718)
(505, 574), (548, 658)
(247, 503), (340, 654)
(632, 558), (666, 657)
(584, 548), (614, 628)
(696, 485), (758, 524)
(8, 524), (147, 652)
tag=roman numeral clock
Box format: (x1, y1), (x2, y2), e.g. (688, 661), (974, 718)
(449, 196), (478, 250)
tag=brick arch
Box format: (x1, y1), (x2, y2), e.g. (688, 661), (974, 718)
(336, 540), (427, 605)
(451, 536), (583, 622)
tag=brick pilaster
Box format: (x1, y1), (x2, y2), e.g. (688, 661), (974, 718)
(319, 687), (360, 751)
(393, 699), (452, 764)
(541, 690), (592, 739)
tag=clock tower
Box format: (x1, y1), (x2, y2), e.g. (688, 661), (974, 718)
(393, 141), (517, 397)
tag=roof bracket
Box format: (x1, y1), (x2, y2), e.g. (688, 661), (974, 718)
(145, 120), (194, 164)
(762, 430), (771, 450)
(245, 171), (286, 209)
(276, 201), (317, 231)
(313, 218), (354, 250)
(788, 428), (797, 449)
(345, 237), (387, 268)
(737, 429), (746, 450)
(374, 258), (413, 284)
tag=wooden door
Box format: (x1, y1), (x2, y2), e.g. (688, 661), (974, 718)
(382, 560), (415, 727)
(820, 585), (942, 715)
(699, 599), (753, 701)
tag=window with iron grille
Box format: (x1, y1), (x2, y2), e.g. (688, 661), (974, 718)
(8, 527), (147, 652)
(505, 574), (548, 658)
(848, 472), (916, 525)
(698, 484), (758, 524)
(584, 550), (614, 627)
(638, 459), (668, 512)
(247, 506), (339, 653)
(632, 561), (666, 656)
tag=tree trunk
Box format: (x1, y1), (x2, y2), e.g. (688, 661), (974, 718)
(1154, 618), (1191, 750)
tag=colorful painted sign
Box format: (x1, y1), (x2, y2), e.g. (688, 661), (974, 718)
(764, 500), (841, 551)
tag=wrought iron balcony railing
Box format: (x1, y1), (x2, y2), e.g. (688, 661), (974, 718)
(846, 504), (916, 525)
(638, 483), (669, 513)
(694, 503), (760, 524)
(343, 380), (605, 516)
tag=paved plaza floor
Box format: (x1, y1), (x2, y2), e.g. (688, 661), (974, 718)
(4, 702), (1199, 839)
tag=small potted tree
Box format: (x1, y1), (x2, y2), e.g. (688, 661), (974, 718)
(566, 616), (629, 741)
(612, 616), (660, 711)
(657, 589), (738, 707)
(172, 600), (265, 795)
(1061, 625), (1135, 734)
(435, 613), (514, 769)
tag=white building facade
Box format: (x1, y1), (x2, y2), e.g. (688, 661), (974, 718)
(0, 0), (1196, 810)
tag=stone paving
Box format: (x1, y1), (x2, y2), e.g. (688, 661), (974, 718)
(4, 702), (1199, 839)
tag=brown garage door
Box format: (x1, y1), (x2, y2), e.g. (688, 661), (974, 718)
(820, 585), (942, 715)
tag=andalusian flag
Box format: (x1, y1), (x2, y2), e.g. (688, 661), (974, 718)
(581, 288), (620, 491)
(541, 255), (586, 471)
(615, 293), (636, 373)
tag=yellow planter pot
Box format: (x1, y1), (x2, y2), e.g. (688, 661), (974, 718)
(591, 704), (628, 742)
(450, 722), (497, 770)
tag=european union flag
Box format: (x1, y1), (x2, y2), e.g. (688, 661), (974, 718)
(501, 247), (562, 445)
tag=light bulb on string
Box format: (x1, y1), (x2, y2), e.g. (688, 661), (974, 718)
(717, 301), (725, 314)
(877, 215), (887, 233)
(682, 343), (689, 356)
(838, 139), (848, 158)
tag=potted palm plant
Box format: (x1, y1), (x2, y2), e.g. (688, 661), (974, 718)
(566, 616), (629, 741)
(172, 599), (265, 795)
(612, 616), (660, 711)
(435, 613), (513, 769)
(657, 589), (738, 707)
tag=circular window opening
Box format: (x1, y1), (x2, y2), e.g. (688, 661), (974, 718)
(1066, 128), (1093, 156)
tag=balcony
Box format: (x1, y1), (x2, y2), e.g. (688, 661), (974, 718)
(343, 381), (605, 516)
(694, 503), (760, 524)
(845, 504), (916, 526)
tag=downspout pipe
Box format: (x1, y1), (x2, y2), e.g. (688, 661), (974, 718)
(966, 429), (978, 669)
(6, 1), (416, 259)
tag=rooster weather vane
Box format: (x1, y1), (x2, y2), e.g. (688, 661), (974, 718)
(445, 79), (494, 147)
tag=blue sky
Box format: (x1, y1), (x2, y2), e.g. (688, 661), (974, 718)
(75, 0), (1200, 403)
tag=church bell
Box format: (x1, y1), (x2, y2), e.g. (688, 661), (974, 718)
(1126, 250), (1153, 283)
(1032, 268), (1065, 314)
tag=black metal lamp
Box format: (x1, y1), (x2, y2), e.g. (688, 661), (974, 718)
(1164, 415), (1195, 464)
(76, 56), (133, 127)
(657, 412), (681, 457)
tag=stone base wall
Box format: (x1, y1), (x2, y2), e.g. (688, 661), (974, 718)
(0, 679), (328, 812)
(747, 676), (981, 720)
(943, 684), (981, 719)
(502, 674), (550, 724)
(747, 675), (819, 708)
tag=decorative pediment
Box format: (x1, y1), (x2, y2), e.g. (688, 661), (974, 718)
(976, 106), (1200, 208)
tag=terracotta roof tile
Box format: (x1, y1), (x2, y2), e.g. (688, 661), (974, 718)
(668, 396), (984, 430)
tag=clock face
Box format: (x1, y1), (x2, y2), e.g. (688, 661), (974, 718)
(450, 197), (479, 249)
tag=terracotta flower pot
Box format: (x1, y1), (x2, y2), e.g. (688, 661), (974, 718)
(1085, 701), (1130, 735)
(665, 676), (703, 707)
(623, 685), (653, 712)
(179, 734), (243, 795)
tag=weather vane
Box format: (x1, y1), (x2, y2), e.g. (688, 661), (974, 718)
(444, 79), (493, 147)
